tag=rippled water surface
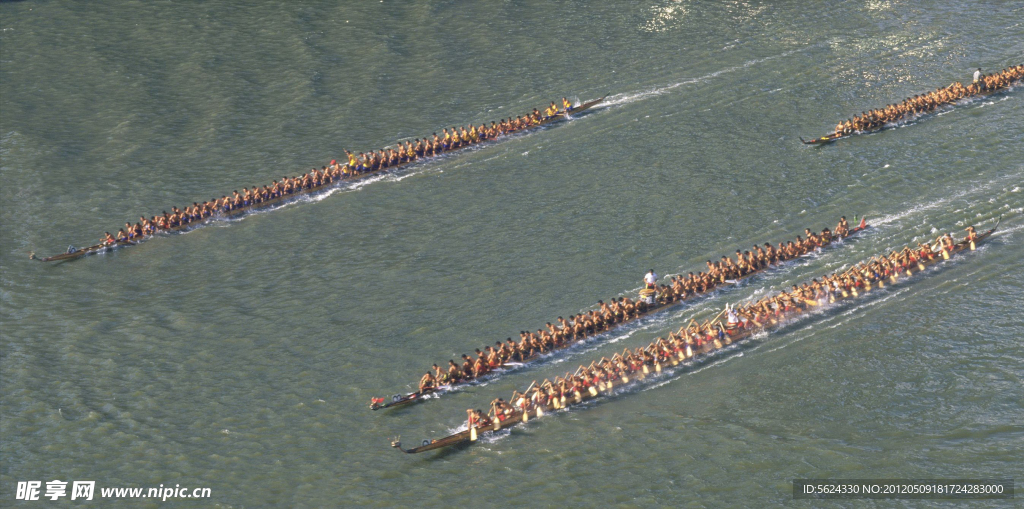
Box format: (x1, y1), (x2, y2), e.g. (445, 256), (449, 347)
(2, 1), (1022, 507)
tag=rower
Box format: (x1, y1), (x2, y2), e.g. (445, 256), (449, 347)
(941, 232), (955, 250)
(485, 346), (500, 367)
(965, 225), (977, 242)
(430, 133), (440, 154)
(103, 232), (116, 245)
(805, 228), (820, 247)
(490, 397), (512, 419)
(643, 269), (658, 290)
(562, 97), (573, 112)
(471, 408), (491, 428)
(836, 216), (849, 237)
(447, 360), (461, 381)
(973, 68), (982, 83)
(419, 372), (437, 392)
(345, 150), (359, 173)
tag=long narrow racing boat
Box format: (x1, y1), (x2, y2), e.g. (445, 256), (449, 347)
(371, 218), (869, 411)
(33, 95), (607, 263)
(800, 65), (1022, 145)
(392, 220), (999, 453)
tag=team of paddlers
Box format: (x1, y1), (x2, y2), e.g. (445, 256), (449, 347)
(97, 98), (580, 247)
(408, 217), (859, 394)
(833, 65), (1023, 136)
(464, 226), (981, 429)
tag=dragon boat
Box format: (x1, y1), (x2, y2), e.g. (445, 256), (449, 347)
(33, 95), (607, 262)
(800, 67), (1021, 145)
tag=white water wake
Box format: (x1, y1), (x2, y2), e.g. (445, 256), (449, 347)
(596, 45), (814, 110)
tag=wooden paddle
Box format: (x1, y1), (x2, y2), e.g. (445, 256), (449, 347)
(709, 308), (728, 324)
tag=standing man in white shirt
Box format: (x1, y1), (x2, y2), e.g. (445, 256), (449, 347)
(643, 269), (658, 290)
(973, 68), (982, 83)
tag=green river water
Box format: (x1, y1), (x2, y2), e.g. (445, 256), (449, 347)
(2, 1), (1022, 507)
